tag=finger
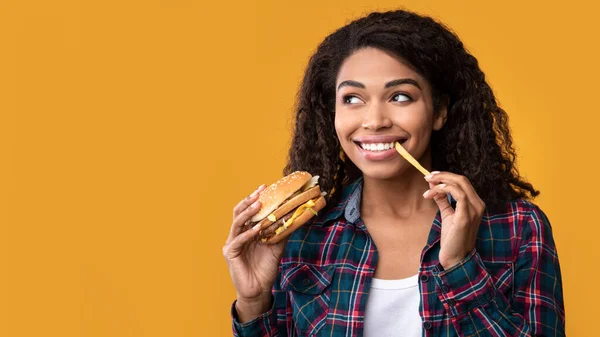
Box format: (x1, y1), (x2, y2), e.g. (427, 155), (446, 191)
(424, 172), (484, 209)
(427, 184), (477, 225)
(424, 181), (453, 216)
(425, 176), (482, 215)
(224, 223), (262, 260)
(228, 199), (262, 242)
(233, 184), (266, 218)
(424, 183), (471, 224)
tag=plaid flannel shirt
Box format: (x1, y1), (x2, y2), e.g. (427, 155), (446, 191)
(231, 178), (565, 336)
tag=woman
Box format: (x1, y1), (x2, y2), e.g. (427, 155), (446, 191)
(223, 9), (565, 337)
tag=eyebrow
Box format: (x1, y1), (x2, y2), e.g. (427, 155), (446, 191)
(337, 80), (364, 91)
(337, 78), (421, 91)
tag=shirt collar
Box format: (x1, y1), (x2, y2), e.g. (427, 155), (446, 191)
(320, 177), (363, 225)
(344, 181), (362, 224)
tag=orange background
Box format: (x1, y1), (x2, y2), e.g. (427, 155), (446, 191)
(1, 0), (598, 336)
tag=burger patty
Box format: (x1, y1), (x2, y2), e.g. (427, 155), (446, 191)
(259, 209), (296, 239)
(243, 184), (320, 240)
(241, 192), (308, 235)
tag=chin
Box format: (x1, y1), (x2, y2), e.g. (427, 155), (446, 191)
(354, 161), (412, 181)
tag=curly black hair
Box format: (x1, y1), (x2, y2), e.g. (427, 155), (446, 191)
(283, 9), (539, 210)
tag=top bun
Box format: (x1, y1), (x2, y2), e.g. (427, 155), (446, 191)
(250, 171), (312, 222)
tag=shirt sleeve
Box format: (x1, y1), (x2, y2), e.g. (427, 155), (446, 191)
(231, 296), (280, 337)
(231, 271), (288, 337)
(431, 205), (566, 336)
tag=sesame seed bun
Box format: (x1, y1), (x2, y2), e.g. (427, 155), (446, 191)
(262, 195), (326, 244)
(250, 171), (312, 222)
(255, 186), (322, 229)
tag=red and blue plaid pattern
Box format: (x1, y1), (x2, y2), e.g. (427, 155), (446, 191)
(231, 178), (565, 336)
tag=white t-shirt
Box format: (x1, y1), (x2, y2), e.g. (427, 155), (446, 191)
(363, 274), (422, 337)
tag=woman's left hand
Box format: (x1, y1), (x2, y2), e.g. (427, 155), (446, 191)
(423, 171), (486, 270)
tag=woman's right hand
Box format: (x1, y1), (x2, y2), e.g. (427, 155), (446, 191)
(223, 184), (289, 322)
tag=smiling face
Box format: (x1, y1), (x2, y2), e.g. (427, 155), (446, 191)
(334, 47), (446, 180)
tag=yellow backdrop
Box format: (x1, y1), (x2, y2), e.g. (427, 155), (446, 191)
(1, 0), (597, 336)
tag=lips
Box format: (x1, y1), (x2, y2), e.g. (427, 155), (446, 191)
(352, 136), (408, 152)
(358, 142), (396, 151)
(351, 136), (408, 161)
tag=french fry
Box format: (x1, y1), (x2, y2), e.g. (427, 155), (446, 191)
(394, 142), (431, 176)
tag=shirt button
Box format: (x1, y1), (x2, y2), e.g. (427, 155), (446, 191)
(423, 321), (433, 330)
(440, 284), (450, 293)
(419, 274), (429, 282)
(302, 279), (311, 286)
(447, 299), (456, 306)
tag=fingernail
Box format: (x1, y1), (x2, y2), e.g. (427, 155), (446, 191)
(250, 186), (262, 197)
(423, 190), (429, 197)
(252, 223), (261, 231)
(250, 200), (260, 209)
(439, 183), (446, 188)
(425, 171), (440, 180)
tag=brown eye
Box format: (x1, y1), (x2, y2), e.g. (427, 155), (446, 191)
(391, 93), (411, 102)
(343, 95), (363, 104)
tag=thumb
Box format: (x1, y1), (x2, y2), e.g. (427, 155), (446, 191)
(429, 182), (454, 218)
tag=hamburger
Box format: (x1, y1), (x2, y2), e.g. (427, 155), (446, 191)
(246, 171), (326, 244)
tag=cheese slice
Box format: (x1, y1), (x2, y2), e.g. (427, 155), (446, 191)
(267, 181), (320, 223)
(275, 199), (317, 235)
(301, 175), (320, 191)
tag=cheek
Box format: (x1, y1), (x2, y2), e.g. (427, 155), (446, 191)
(334, 112), (350, 139)
(404, 116), (430, 134)
(399, 105), (434, 137)
(335, 103), (363, 130)
(334, 112), (357, 151)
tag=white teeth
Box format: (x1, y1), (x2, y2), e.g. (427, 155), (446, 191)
(359, 142), (398, 152)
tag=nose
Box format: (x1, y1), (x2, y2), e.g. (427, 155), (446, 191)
(361, 102), (392, 130)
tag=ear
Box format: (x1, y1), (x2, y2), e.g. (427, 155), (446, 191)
(433, 95), (449, 131)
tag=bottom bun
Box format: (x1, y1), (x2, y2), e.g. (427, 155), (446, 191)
(262, 196), (326, 244)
